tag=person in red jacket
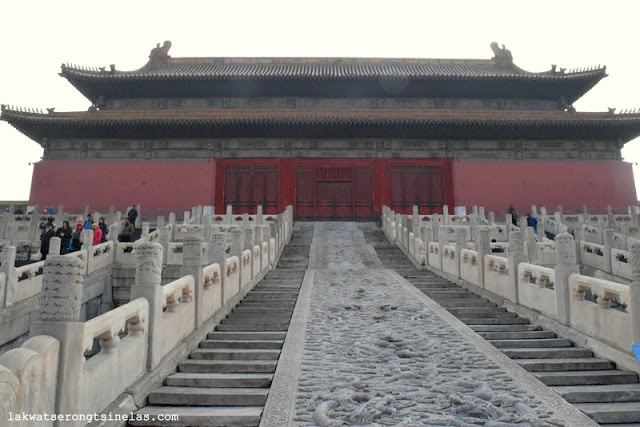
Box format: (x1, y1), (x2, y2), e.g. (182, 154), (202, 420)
(92, 223), (103, 245)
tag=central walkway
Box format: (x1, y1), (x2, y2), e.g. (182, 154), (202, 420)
(261, 222), (592, 426)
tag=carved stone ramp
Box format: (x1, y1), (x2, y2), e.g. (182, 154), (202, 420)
(130, 223), (312, 426)
(370, 228), (640, 426)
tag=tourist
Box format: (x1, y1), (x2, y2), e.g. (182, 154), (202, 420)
(127, 204), (138, 226)
(526, 214), (538, 234)
(14, 206), (23, 221)
(98, 217), (108, 242)
(508, 204), (518, 225)
(119, 218), (135, 242)
(56, 220), (72, 254)
(83, 214), (95, 230)
(71, 221), (83, 252)
(39, 222), (55, 260)
(92, 223), (103, 245)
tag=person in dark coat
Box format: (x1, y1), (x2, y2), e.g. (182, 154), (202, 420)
(71, 221), (83, 252)
(56, 220), (72, 254)
(98, 217), (108, 242)
(526, 214), (539, 234)
(508, 204), (518, 226)
(40, 222), (55, 260)
(127, 205), (138, 226)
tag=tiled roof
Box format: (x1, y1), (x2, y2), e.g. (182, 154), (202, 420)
(60, 57), (605, 82)
(4, 106), (640, 143)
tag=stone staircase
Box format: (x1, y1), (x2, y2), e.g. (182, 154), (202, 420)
(131, 225), (312, 426)
(369, 232), (640, 426)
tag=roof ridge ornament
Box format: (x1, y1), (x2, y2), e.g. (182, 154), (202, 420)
(490, 42), (513, 65)
(149, 40), (172, 62)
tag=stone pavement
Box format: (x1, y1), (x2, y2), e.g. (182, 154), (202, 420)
(261, 222), (595, 426)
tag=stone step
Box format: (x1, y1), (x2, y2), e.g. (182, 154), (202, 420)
(447, 307), (514, 317)
(131, 406), (262, 426)
(553, 383), (640, 403)
(242, 297), (297, 303)
(503, 347), (593, 359)
(207, 331), (286, 341)
(232, 307), (294, 314)
(166, 373), (273, 388)
(149, 387), (269, 407)
(426, 291), (476, 298)
(470, 324), (541, 333)
(190, 349), (281, 360)
(220, 317), (291, 325)
(517, 357), (615, 372)
(573, 401), (640, 424)
(477, 330), (556, 340)
(215, 324), (289, 332)
(460, 317), (530, 325)
(238, 302), (297, 309)
(436, 299), (496, 308)
(489, 338), (573, 348)
(228, 311), (294, 319)
(179, 359), (277, 374)
(200, 340), (283, 350)
(534, 370), (639, 386)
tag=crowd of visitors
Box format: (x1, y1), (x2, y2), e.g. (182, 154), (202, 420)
(30, 203), (139, 259)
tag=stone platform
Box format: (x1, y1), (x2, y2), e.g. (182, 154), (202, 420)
(261, 222), (595, 426)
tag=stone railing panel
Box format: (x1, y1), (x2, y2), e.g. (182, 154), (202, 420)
(115, 242), (137, 267)
(224, 256), (240, 304)
(518, 263), (557, 319)
(441, 244), (458, 277)
(580, 241), (606, 271)
(202, 263), (222, 319)
(161, 276), (195, 358)
(10, 261), (45, 306)
(536, 242), (556, 267)
(611, 249), (631, 280)
(0, 335), (59, 424)
(87, 241), (115, 274)
(166, 242), (184, 266)
(415, 237), (426, 266)
(484, 255), (509, 298)
(241, 249), (252, 288)
(460, 249), (480, 286)
(80, 297), (149, 415)
(427, 242), (439, 268)
(569, 274), (632, 352)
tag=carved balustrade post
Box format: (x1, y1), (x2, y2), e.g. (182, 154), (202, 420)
(209, 232), (227, 303)
(264, 226), (274, 266)
(468, 213), (478, 241)
(30, 255), (85, 425)
(183, 211), (191, 225)
(478, 206), (485, 221)
(431, 214), (440, 242)
(629, 242), (640, 343)
(603, 229), (614, 273)
(256, 205), (264, 225)
(438, 226), (450, 271)
(168, 212), (176, 226)
(269, 221), (278, 256)
(472, 205), (478, 215)
(538, 208), (547, 238)
(607, 205), (615, 229)
(182, 236), (205, 327)
(412, 205), (420, 236)
(159, 226), (170, 264)
(131, 242), (163, 369)
(582, 205), (589, 224)
(225, 205), (233, 225)
(476, 227), (491, 289)
(524, 227), (537, 264)
(230, 228), (245, 261)
(0, 246), (17, 307)
(455, 228), (466, 279)
(442, 205), (450, 225)
(244, 227), (255, 278)
(142, 222), (150, 242)
(135, 204), (142, 228)
(203, 214), (213, 242)
(506, 213), (513, 230)
(49, 236), (61, 258)
(157, 215), (165, 229)
(507, 231), (526, 304)
(553, 233), (579, 325)
(488, 211), (495, 225)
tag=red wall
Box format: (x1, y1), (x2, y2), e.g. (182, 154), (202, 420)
(452, 160), (638, 216)
(30, 159), (216, 217)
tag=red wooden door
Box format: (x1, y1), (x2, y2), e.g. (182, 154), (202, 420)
(224, 166), (279, 214)
(295, 164), (373, 221)
(389, 166), (444, 214)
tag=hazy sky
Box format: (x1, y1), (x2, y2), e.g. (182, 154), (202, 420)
(1, 1), (639, 200)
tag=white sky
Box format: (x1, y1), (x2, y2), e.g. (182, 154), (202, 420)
(1, 0), (640, 200)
